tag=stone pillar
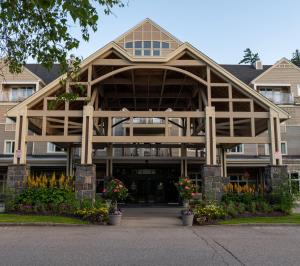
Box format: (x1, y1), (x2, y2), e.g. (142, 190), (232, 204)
(75, 164), (96, 200)
(264, 165), (288, 193)
(201, 165), (227, 202)
(7, 165), (30, 193)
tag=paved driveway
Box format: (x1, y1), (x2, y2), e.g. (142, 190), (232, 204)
(0, 225), (300, 265)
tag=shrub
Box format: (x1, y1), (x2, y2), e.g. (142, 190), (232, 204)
(75, 207), (108, 224)
(268, 182), (295, 214)
(224, 201), (238, 217)
(13, 187), (79, 214)
(104, 179), (128, 203)
(194, 202), (226, 224)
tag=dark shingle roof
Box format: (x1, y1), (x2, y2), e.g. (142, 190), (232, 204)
(221, 64), (272, 84)
(26, 64), (61, 84)
(24, 63), (272, 85)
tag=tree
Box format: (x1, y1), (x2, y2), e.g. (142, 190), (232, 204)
(291, 49), (300, 67)
(0, 0), (124, 74)
(239, 48), (260, 65)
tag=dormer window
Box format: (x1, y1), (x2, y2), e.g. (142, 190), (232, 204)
(125, 41), (170, 57)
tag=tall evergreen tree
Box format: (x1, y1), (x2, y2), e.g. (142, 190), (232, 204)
(291, 49), (300, 67)
(239, 48), (260, 65)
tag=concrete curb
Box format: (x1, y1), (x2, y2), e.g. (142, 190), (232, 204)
(217, 223), (300, 227)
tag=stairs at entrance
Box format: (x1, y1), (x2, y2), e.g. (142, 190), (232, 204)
(121, 207), (182, 227)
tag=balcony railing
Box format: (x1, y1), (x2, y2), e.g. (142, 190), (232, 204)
(259, 91), (294, 104)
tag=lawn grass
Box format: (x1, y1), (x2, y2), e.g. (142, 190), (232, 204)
(0, 213), (87, 224)
(219, 213), (300, 225)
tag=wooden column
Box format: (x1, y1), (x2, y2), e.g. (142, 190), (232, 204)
(13, 108), (28, 164)
(269, 111), (282, 165)
(81, 105), (94, 164)
(106, 144), (113, 176)
(220, 147), (227, 178)
(205, 106), (217, 165)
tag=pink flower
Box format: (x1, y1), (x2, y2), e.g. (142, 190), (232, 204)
(185, 186), (190, 190)
(102, 188), (107, 193)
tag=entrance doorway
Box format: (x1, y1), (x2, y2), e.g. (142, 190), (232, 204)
(114, 164), (180, 205)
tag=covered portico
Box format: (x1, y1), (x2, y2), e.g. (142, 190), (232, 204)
(6, 39), (289, 201)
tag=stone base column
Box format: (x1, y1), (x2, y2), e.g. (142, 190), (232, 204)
(7, 164), (30, 193)
(264, 165), (288, 193)
(201, 165), (227, 202)
(75, 164), (96, 200)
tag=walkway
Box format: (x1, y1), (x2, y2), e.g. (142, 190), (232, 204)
(122, 207), (182, 227)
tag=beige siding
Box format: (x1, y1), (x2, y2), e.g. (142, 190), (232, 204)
(0, 64), (41, 83)
(254, 59), (300, 97)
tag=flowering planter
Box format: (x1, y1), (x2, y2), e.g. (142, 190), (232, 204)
(0, 203), (5, 213)
(108, 214), (122, 225)
(182, 214), (194, 226)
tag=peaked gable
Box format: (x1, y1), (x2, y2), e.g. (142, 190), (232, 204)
(251, 58), (300, 84)
(115, 18), (182, 57)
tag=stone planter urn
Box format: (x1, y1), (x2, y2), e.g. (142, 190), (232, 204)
(182, 213), (194, 226)
(108, 213), (122, 225)
(0, 202), (5, 213)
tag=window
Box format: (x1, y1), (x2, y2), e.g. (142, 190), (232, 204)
(134, 41), (142, 49)
(189, 173), (202, 193)
(4, 140), (15, 154)
(289, 172), (300, 194)
(153, 50), (160, 56)
(144, 49), (151, 56)
(229, 174), (257, 187)
(265, 142), (287, 155)
(162, 42), (170, 49)
(11, 86), (35, 101)
(281, 141), (287, 155)
(143, 41), (151, 48)
(135, 49), (142, 56)
(153, 41), (160, 49)
(47, 142), (65, 153)
(227, 144), (244, 154)
(5, 118), (15, 131)
(125, 42), (133, 48)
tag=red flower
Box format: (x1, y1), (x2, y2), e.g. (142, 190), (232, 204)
(103, 188), (107, 193)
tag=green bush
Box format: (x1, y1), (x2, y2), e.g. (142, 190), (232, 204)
(268, 182), (295, 214)
(74, 207), (108, 224)
(194, 202), (226, 224)
(223, 201), (238, 217)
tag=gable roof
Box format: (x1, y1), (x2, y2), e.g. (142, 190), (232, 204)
(250, 57), (300, 84)
(6, 19), (289, 120)
(26, 64), (61, 84)
(221, 64), (272, 84)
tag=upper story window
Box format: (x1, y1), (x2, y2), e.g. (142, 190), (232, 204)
(11, 86), (35, 101)
(258, 86), (293, 104)
(125, 41), (170, 57)
(47, 142), (65, 153)
(227, 144), (244, 154)
(4, 140), (15, 154)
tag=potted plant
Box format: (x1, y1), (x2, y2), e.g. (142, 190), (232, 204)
(176, 177), (196, 208)
(181, 209), (194, 226)
(0, 194), (5, 213)
(105, 179), (128, 225)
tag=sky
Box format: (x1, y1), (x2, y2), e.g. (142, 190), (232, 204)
(70, 0), (300, 65)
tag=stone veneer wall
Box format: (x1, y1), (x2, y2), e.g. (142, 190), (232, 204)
(75, 164), (96, 200)
(264, 165), (288, 193)
(201, 165), (228, 202)
(7, 164), (30, 193)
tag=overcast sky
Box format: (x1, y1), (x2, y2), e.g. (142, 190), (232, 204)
(70, 0), (300, 65)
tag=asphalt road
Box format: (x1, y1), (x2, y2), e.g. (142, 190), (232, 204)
(0, 225), (300, 266)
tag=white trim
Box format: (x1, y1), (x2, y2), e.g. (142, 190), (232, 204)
(1, 81), (40, 84)
(254, 83), (291, 87)
(3, 140), (15, 154)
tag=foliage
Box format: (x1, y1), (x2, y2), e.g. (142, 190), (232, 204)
(239, 48), (260, 65)
(74, 207), (108, 224)
(12, 187), (79, 215)
(194, 202), (226, 224)
(0, 0), (124, 74)
(176, 177), (196, 201)
(224, 183), (256, 194)
(24, 172), (74, 190)
(268, 181), (295, 214)
(291, 49), (300, 67)
(104, 179), (128, 203)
